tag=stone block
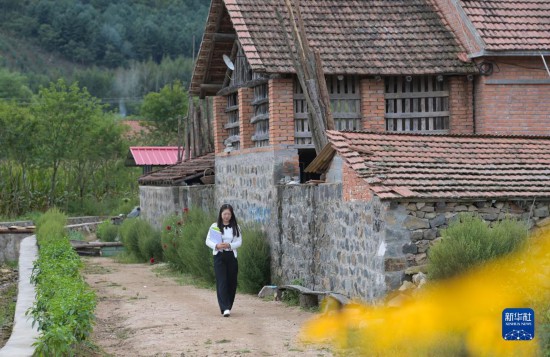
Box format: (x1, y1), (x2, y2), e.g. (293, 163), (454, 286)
(415, 202), (426, 210)
(468, 205), (478, 212)
(258, 285), (278, 299)
(474, 201), (486, 208)
(534, 206), (550, 218)
(429, 214), (446, 228)
(407, 203), (417, 211)
(481, 213), (498, 221)
(423, 229), (437, 240)
(455, 205), (468, 212)
(536, 216), (550, 227)
(421, 206), (435, 212)
(384, 257), (407, 272)
(416, 211), (426, 218)
(424, 213), (436, 219)
(435, 201), (446, 211)
(404, 264), (428, 275)
(402, 242), (418, 254)
(414, 253), (427, 264)
(403, 216), (430, 230)
(411, 230), (424, 241)
(417, 240), (431, 253)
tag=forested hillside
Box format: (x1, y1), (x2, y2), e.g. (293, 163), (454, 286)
(0, 0), (209, 114)
(0, 0), (208, 67)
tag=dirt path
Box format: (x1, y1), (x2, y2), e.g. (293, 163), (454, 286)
(83, 257), (333, 357)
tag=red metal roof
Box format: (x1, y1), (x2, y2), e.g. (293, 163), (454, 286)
(129, 147), (181, 166)
(326, 130), (550, 200)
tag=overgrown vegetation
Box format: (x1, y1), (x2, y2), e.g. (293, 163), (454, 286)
(237, 223), (271, 294)
(427, 214), (529, 280)
(29, 208), (96, 356)
(0, 266), (17, 349)
(96, 221), (119, 242)
(160, 209), (272, 294)
(119, 218), (162, 263)
(0, 80), (140, 218)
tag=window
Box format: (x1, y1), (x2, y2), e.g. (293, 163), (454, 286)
(251, 83), (269, 147)
(225, 92), (240, 150)
(385, 76), (449, 132)
(293, 76), (361, 146)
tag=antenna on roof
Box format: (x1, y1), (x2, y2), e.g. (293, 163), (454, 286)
(223, 54), (235, 71)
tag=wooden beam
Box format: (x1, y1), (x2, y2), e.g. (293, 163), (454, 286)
(213, 33), (236, 42)
(200, 84), (223, 91)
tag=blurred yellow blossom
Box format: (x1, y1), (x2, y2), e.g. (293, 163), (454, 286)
(301, 232), (550, 356)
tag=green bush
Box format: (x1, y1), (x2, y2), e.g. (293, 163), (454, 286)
(238, 224), (271, 294)
(161, 214), (185, 271)
(428, 214), (528, 280)
(161, 209), (216, 284)
(119, 218), (162, 262)
(96, 221), (119, 242)
(30, 212), (96, 356)
(181, 209), (216, 283)
(35, 208), (67, 245)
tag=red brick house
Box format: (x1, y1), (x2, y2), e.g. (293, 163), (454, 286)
(191, 0), (477, 172)
(432, 0), (550, 135)
(182, 0), (550, 296)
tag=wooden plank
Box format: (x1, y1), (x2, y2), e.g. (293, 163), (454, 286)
(385, 111), (449, 119)
(295, 131), (313, 138)
(224, 121), (240, 130)
(384, 91), (449, 99)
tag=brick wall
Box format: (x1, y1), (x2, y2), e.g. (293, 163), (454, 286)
(342, 162), (373, 201)
(474, 57), (550, 135)
(269, 78), (294, 145)
(238, 87), (254, 149)
(449, 76), (474, 134)
(360, 78), (385, 132)
(212, 95), (227, 154)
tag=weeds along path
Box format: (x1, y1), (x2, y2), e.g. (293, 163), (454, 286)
(83, 257), (333, 357)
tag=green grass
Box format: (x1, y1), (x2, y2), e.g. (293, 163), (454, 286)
(0, 283), (17, 333)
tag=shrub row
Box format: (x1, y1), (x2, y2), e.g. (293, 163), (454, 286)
(428, 214), (529, 280)
(119, 217), (163, 262)
(161, 209), (271, 294)
(29, 208), (96, 356)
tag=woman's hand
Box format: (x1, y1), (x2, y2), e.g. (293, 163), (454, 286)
(215, 243), (230, 250)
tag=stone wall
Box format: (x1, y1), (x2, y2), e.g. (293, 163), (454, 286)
(215, 149), (298, 225)
(276, 184), (387, 301)
(0, 234), (27, 264)
(139, 185), (215, 229)
(386, 199), (550, 270)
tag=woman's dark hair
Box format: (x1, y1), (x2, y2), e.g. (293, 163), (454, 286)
(217, 204), (240, 237)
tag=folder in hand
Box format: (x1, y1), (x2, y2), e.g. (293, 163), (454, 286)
(209, 226), (223, 244)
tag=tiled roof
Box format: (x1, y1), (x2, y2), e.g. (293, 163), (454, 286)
(229, 0), (475, 74)
(191, 0), (475, 94)
(127, 147), (181, 166)
(459, 0), (550, 52)
(326, 130), (550, 200)
(138, 153), (215, 186)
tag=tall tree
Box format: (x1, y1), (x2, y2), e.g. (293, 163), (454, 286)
(140, 81), (188, 145)
(31, 79), (105, 206)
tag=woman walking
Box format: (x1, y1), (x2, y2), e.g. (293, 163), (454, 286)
(205, 204), (242, 317)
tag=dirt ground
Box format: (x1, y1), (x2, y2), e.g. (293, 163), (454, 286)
(83, 257), (334, 357)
